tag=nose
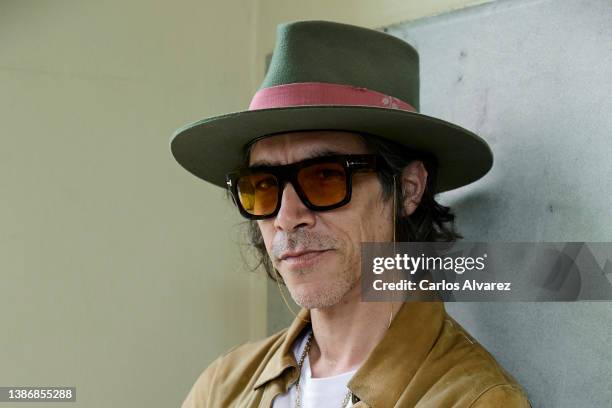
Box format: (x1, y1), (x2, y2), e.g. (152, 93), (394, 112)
(274, 181), (316, 231)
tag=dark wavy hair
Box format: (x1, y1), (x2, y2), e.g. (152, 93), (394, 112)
(230, 132), (463, 283)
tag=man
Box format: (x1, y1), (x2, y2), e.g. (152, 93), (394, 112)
(171, 20), (530, 407)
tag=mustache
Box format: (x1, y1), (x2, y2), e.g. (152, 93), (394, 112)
(271, 229), (340, 260)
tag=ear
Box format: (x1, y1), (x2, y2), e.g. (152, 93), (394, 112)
(400, 160), (428, 216)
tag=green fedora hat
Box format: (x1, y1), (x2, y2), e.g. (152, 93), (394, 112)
(170, 20), (493, 193)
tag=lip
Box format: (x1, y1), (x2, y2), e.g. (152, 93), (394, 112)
(279, 249), (332, 268)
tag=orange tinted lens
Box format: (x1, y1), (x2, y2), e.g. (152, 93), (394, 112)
(237, 173), (279, 216)
(298, 162), (347, 206)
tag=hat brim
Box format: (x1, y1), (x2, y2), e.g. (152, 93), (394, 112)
(170, 105), (493, 194)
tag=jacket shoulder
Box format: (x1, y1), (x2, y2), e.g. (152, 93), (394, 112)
(181, 328), (289, 408)
(469, 384), (531, 407)
(413, 314), (530, 407)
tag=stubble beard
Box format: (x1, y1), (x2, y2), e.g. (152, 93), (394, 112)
(286, 261), (358, 309)
(271, 229), (359, 309)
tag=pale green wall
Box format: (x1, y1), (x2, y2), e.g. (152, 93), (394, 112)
(0, 1), (266, 407)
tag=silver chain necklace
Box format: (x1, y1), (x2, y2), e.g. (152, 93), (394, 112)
(294, 331), (353, 408)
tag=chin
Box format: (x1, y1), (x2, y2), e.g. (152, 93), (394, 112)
(287, 278), (356, 310)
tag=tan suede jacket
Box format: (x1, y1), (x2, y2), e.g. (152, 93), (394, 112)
(182, 302), (531, 407)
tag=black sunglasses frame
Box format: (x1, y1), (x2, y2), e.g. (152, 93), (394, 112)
(225, 154), (383, 220)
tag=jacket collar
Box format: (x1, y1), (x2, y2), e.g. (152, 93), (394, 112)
(253, 301), (445, 407)
(348, 301), (445, 406)
(253, 307), (312, 389)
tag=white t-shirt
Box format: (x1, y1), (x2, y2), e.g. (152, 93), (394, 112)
(272, 330), (358, 408)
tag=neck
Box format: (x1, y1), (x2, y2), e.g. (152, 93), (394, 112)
(307, 284), (403, 378)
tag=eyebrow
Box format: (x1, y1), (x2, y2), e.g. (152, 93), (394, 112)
(248, 148), (348, 167)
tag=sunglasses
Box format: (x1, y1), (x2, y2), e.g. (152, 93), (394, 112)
(225, 154), (383, 220)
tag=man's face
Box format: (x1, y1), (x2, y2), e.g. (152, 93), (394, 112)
(249, 131), (394, 309)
